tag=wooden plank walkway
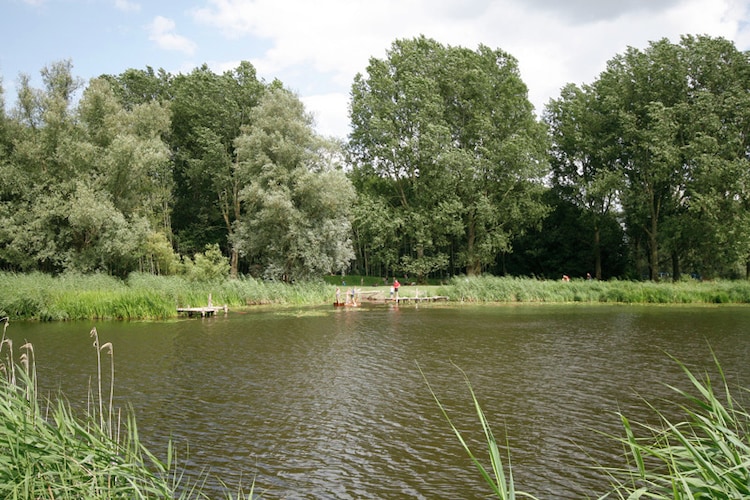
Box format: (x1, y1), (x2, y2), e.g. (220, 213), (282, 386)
(177, 305), (227, 317)
(353, 292), (449, 305)
(392, 296), (449, 303)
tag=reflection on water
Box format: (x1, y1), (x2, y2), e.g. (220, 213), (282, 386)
(8, 304), (750, 499)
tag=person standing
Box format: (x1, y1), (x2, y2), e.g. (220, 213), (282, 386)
(393, 279), (400, 299)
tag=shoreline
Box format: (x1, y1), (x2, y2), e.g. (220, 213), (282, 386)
(3, 272), (750, 321)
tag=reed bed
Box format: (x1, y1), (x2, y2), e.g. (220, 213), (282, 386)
(3, 271), (750, 321)
(0, 323), (254, 499)
(447, 275), (750, 304)
(0, 272), (334, 321)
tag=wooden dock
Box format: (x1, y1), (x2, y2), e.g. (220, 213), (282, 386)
(333, 289), (450, 307)
(392, 295), (449, 304)
(177, 305), (227, 317)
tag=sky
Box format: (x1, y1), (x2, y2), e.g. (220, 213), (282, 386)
(2, 0), (750, 139)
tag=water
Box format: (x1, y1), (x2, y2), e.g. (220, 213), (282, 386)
(7, 304), (750, 499)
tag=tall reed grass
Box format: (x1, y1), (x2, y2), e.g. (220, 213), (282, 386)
(605, 352), (750, 499)
(447, 275), (750, 304)
(2, 271), (750, 321)
(428, 353), (750, 499)
(0, 322), (254, 499)
(0, 272), (334, 320)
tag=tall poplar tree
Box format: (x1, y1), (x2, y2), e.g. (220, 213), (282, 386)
(349, 37), (548, 279)
(594, 36), (750, 280)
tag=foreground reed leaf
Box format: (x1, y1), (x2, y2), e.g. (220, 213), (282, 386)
(605, 351), (750, 499)
(419, 362), (539, 500)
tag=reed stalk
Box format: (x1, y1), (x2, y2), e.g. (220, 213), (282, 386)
(420, 362), (540, 500)
(603, 352), (750, 499)
(0, 322), (260, 499)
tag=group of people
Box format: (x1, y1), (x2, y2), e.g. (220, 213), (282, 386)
(335, 286), (359, 306)
(334, 278), (402, 307)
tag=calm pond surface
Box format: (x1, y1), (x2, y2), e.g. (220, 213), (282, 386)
(7, 304), (750, 499)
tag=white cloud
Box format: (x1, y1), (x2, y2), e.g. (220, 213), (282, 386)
(189, 0), (750, 138)
(147, 16), (197, 55)
(114, 0), (140, 13)
(301, 92), (351, 139)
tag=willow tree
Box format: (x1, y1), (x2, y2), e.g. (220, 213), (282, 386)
(232, 87), (355, 280)
(349, 36), (548, 280)
(0, 62), (173, 275)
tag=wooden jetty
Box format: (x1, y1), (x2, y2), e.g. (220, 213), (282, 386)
(177, 294), (228, 317)
(333, 288), (449, 308)
(391, 295), (449, 304)
(177, 305), (228, 317)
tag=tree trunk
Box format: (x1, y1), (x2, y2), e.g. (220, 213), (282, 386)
(671, 250), (680, 282)
(648, 207), (659, 281)
(594, 224), (602, 280)
(466, 213), (481, 276)
(230, 248), (239, 279)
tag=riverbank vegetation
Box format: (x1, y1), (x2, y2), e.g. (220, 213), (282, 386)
(432, 354), (750, 499)
(0, 272), (332, 320)
(0, 325), (253, 499)
(2, 35), (750, 286)
(448, 275), (750, 304)
(3, 272), (750, 321)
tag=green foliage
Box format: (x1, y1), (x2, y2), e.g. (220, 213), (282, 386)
(592, 35), (750, 280)
(349, 36), (549, 279)
(3, 37), (750, 282)
(233, 87), (356, 280)
(182, 243), (231, 282)
(605, 353), (750, 499)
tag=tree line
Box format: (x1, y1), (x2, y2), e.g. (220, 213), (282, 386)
(1, 34), (748, 282)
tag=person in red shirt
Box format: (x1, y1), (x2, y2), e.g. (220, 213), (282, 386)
(393, 279), (400, 299)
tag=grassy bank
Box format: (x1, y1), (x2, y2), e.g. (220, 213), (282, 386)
(446, 275), (750, 304)
(2, 272), (750, 321)
(0, 272), (333, 321)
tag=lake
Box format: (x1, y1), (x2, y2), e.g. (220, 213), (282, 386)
(7, 303), (750, 499)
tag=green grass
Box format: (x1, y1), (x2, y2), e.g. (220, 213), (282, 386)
(605, 352), (750, 499)
(447, 275), (750, 304)
(0, 323), (254, 499)
(2, 272), (750, 321)
(0, 272), (334, 321)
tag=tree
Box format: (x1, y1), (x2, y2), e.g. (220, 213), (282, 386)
(349, 37), (548, 280)
(594, 36), (750, 280)
(545, 83), (624, 279)
(167, 62), (265, 275)
(232, 87), (355, 280)
(0, 62), (172, 276)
